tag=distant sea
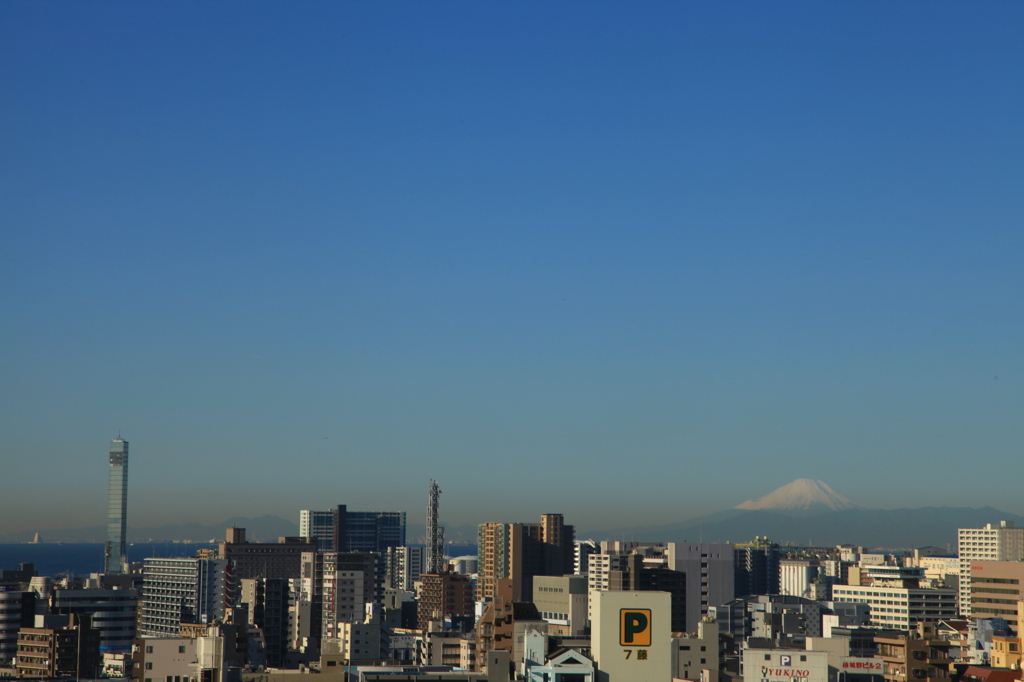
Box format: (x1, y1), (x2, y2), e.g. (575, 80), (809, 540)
(0, 543), (217, 579)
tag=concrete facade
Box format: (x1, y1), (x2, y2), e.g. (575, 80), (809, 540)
(966, 561), (1024, 630)
(741, 648), (829, 682)
(957, 521), (1024, 617)
(532, 575), (588, 636)
(831, 585), (957, 630)
(140, 558), (233, 637)
(667, 543), (735, 633)
(592, 590), (672, 682)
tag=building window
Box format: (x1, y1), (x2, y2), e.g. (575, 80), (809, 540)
(146, 663), (153, 670)
(146, 646), (154, 654)
(765, 655), (771, 661)
(179, 646), (186, 653)
(800, 656), (807, 662)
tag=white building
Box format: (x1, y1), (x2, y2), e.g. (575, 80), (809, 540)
(780, 559), (820, 599)
(831, 585), (956, 630)
(957, 521), (1024, 616)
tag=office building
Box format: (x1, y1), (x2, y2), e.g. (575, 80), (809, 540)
(0, 586), (35, 661)
(957, 521), (1024, 617)
(965, 561), (1024, 630)
(711, 594), (826, 645)
(831, 584), (957, 630)
(741, 647), (830, 682)
(667, 542), (735, 633)
(780, 558), (822, 599)
(735, 538), (781, 598)
(477, 514), (574, 602)
(672, 618), (720, 680)
(300, 506), (406, 554)
(217, 527), (316, 579)
(105, 438), (129, 574)
(52, 584), (138, 653)
(139, 557), (233, 637)
(606, 553), (687, 633)
(532, 575), (589, 636)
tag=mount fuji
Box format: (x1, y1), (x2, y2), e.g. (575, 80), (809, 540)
(584, 478), (1024, 550)
(734, 478), (865, 515)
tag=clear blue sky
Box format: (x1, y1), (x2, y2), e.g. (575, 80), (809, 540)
(2, 2), (1022, 535)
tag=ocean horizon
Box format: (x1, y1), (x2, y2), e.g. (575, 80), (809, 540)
(0, 543), (217, 579)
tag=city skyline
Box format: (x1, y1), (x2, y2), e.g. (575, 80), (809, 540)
(2, 3), (1022, 532)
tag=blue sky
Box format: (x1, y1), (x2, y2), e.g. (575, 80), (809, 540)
(2, 2), (1022, 535)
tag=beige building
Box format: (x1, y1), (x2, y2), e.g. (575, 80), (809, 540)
(532, 575), (588, 636)
(966, 561), (1024, 630)
(592, 590), (672, 682)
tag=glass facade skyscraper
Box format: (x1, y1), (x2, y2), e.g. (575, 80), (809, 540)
(104, 438), (128, 574)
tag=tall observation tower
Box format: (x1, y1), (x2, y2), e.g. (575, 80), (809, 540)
(105, 438), (129, 574)
(426, 480), (445, 574)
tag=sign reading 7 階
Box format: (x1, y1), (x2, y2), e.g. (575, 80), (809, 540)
(620, 609), (652, 646)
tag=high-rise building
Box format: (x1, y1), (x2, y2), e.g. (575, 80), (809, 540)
(105, 438), (128, 574)
(299, 510), (336, 552)
(477, 514), (575, 602)
(238, 578), (291, 668)
(957, 521), (1024, 616)
(667, 542), (735, 633)
(300, 551), (377, 641)
(734, 537), (781, 598)
(573, 539), (599, 576)
(299, 506), (406, 554)
(426, 480), (444, 575)
(384, 546), (425, 591)
(139, 557), (233, 637)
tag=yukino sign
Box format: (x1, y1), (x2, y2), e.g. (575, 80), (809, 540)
(762, 668), (812, 678)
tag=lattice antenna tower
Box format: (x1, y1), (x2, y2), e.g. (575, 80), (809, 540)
(426, 479), (445, 573)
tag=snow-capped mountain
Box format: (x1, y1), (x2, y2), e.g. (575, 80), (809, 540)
(735, 478), (864, 512)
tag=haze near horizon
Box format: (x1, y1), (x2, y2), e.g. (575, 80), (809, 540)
(2, 3), (1022, 534)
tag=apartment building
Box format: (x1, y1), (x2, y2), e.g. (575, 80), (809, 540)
(957, 521), (1023, 617)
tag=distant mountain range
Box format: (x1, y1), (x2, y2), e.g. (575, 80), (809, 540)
(5, 480), (1021, 551)
(582, 479), (1024, 550)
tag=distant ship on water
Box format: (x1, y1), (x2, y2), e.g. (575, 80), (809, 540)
(29, 533), (42, 544)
